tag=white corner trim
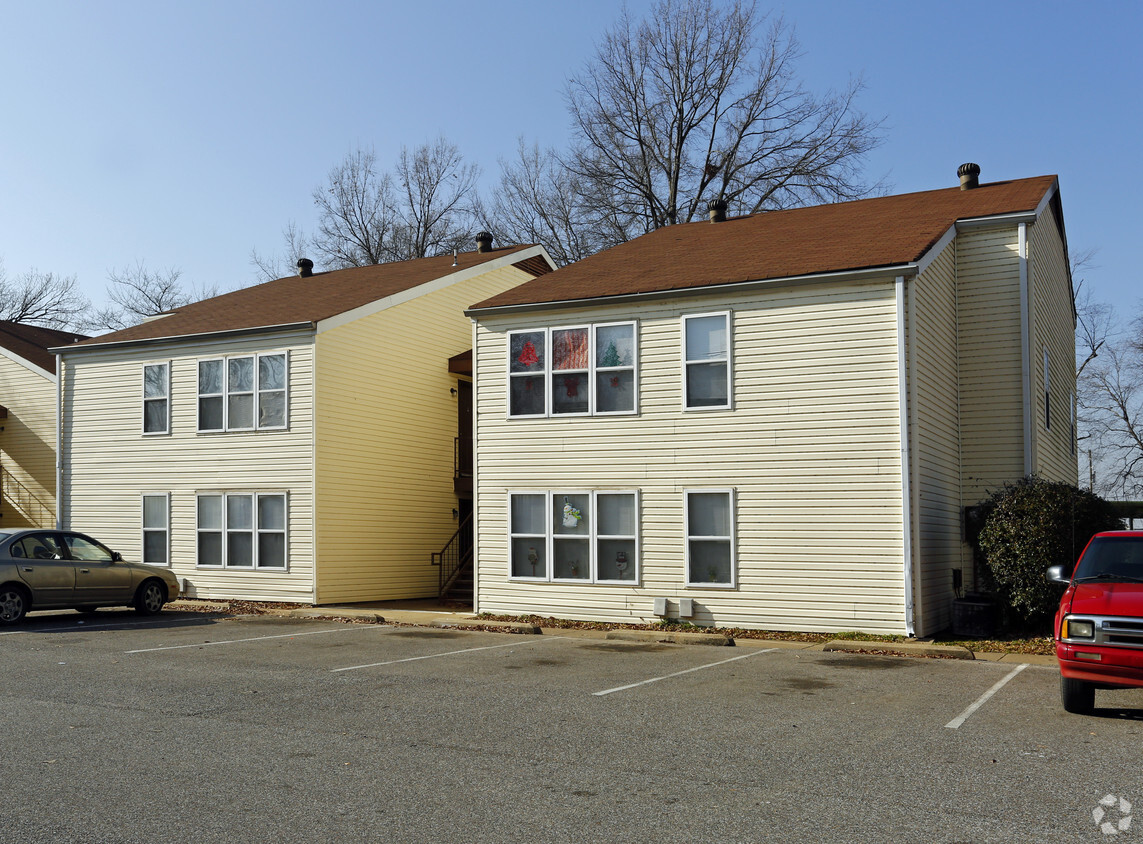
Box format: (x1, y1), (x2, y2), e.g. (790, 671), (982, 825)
(1018, 223), (1033, 475)
(896, 274), (916, 638)
(316, 245), (554, 334)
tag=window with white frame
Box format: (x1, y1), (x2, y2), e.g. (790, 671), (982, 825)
(142, 494), (170, 565)
(507, 322), (636, 417)
(685, 489), (735, 587)
(198, 353), (288, 432)
(196, 492), (287, 569)
(143, 363), (170, 434)
(509, 491), (639, 582)
(684, 313), (731, 409)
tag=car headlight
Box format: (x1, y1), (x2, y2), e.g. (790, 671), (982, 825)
(1064, 618), (1096, 639)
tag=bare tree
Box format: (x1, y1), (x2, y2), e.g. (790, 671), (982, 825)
(489, 141), (601, 267)
(306, 138), (481, 270)
(84, 261), (218, 332)
(0, 258), (90, 329)
(564, 0), (883, 241)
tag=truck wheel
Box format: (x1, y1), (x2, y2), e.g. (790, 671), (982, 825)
(1061, 676), (1095, 714)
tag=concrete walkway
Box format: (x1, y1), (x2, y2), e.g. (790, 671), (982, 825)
(167, 598), (1057, 666)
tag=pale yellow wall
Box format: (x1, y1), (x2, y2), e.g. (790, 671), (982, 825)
(475, 278), (908, 634)
(0, 354), (57, 529)
(957, 226), (1026, 506)
(1029, 206), (1079, 484)
(313, 264), (540, 604)
(60, 331), (317, 602)
(908, 243), (964, 634)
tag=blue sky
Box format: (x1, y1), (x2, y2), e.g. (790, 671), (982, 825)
(2, 0), (1139, 317)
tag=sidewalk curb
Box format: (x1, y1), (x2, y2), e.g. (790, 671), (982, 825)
(286, 608), (386, 623)
(606, 629), (734, 647)
(431, 618), (542, 634)
(822, 639), (974, 660)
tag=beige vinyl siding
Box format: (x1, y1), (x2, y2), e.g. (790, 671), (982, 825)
(908, 245), (963, 633)
(1029, 206), (1078, 483)
(60, 331), (316, 602)
(0, 356), (57, 528)
(957, 226), (1025, 506)
(476, 278), (908, 634)
(313, 264), (537, 604)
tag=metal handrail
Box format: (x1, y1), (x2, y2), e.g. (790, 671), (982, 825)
(431, 511), (474, 597)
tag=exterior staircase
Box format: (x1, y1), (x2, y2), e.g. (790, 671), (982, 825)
(432, 512), (474, 604)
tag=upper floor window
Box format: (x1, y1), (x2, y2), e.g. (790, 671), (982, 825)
(143, 363), (170, 434)
(684, 313), (731, 410)
(198, 353), (288, 432)
(508, 323), (637, 418)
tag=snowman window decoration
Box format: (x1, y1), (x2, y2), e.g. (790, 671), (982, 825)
(562, 496), (582, 529)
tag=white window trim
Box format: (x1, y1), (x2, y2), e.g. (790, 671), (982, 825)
(141, 492), (171, 567)
(684, 488), (737, 588)
(195, 491), (289, 570)
(142, 361), (171, 435)
(682, 311), (733, 411)
(197, 352), (290, 433)
(507, 322), (638, 419)
(507, 490), (641, 584)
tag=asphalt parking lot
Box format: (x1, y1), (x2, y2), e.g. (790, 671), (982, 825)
(5, 609), (1143, 843)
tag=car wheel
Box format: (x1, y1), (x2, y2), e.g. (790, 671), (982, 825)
(134, 579), (167, 616)
(1061, 676), (1095, 714)
(0, 585), (29, 625)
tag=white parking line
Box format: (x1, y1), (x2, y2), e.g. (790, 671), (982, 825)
(126, 625), (380, 653)
(944, 663), (1028, 729)
(593, 648), (777, 696)
(332, 635), (569, 672)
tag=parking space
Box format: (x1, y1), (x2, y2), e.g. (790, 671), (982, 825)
(4, 610), (1142, 841)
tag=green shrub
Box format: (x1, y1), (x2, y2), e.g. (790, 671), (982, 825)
(976, 477), (1122, 624)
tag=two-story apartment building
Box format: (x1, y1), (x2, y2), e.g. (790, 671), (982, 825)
(56, 241), (553, 604)
(466, 166), (1077, 637)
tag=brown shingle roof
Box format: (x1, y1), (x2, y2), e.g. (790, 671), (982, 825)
(66, 245), (549, 350)
(0, 321), (88, 374)
(469, 176), (1059, 311)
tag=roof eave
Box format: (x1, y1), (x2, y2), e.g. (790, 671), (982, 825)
(52, 321), (317, 355)
(466, 263), (919, 318)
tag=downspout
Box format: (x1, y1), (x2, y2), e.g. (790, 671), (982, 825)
(55, 354), (63, 530)
(470, 318), (479, 613)
(896, 275), (916, 637)
(1018, 223), (1033, 475)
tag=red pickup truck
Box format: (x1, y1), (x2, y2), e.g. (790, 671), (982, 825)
(1050, 531), (1143, 714)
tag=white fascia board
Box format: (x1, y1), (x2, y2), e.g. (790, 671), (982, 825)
(316, 245), (555, 335)
(1034, 179), (1060, 220)
(915, 224), (957, 278)
(0, 344), (55, 381)
(955, 211), (1038, 230)
(52, 323), (315, 357)
(466, 263), (916, 319)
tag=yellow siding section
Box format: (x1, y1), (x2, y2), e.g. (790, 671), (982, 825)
(313, 264), (537, 604)
(475, 279), (907, 634)
(957, 227), (1025, 505)
(909, 246), (963, 634)
(0, 356), (57, 528)
(60, 332), (317, 602)
(1030, 207), (1079, 483)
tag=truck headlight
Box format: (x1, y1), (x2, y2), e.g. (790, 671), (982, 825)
(1064, 618), (1095, 639)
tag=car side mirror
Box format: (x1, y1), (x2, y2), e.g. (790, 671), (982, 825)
(1046, 565), (1070, 584)
(112, 551), (123, 562)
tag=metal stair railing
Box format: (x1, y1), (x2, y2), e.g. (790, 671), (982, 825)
(431, 511), (474, 598)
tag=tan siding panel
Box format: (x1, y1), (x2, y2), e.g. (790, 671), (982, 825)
(0, 357), (57, 528)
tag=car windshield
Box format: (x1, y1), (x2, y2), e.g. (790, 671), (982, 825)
(1073, 536), (1143, 582)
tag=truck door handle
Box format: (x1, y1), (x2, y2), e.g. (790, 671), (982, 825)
(21, 567), (33, 572)
(80, 569), (90, 574)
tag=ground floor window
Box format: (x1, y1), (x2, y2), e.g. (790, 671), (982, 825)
(685, 489), (735, 587)
(142, 493), (170, 565)
(197, 492), (287, 569)
(509, 490), (638, 583)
